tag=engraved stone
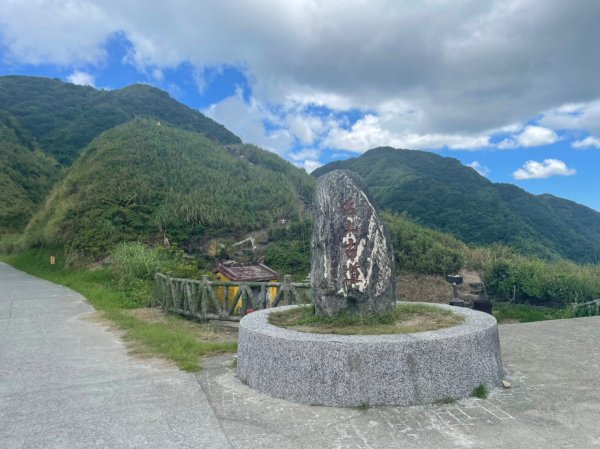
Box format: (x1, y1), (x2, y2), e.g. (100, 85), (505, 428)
(311, 170), (395, 316)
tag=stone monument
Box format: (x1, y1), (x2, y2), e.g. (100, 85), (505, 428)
(237, 170), (504, 407)
(311, 170), (395, 316)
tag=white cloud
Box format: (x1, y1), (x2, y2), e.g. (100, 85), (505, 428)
(66, 70), (95, 87)
(151, 68), (164, 82)
(322, 114), (491, 152)
(498, 125), (559, 149)
(468, 161), (490, 177)
(0, 1), (113, 65)
(513, 159), (576, 180)
(289, 148), (321, 162)
(2, 0), (600, 138)
(572, 136), (600, 149)
(516, 126), (559, 147)
(203, 91), (293, 155)
(539, 100), (600, 134)
(286, 114), (325, 146)
(302, 159), (323, 173)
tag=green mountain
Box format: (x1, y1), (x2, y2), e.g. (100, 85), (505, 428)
(0, 76), (240, 165)
(24, 118), (313, 255)
(4, 75), (599, 266)
(0, 110), (61, 233)
(313, 147), (600, 263)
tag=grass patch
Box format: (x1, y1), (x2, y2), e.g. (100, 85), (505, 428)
(470, 384), (488, 399)
(493, 304), (574, 324)
(103, 309), (237, 371)
(0, 249), (237, 371)
(269, 303), (464, 335)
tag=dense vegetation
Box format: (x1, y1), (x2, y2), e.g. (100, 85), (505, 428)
(383, 212), (465, 275)
(314, 147), (600, 263)
(0, 76), (240, 165)
(264, 218), (312, 279)
(0, 112), (60, 233)
(384, 212), (600, 306)
(22, 118), (313, 255)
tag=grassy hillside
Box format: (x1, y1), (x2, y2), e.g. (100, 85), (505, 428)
(0, 76), (241, 165)
(226, 144), (314, 205)
(313, 147), (600, 263)
(0, 112), (60, 233)
(24, 118), (314, 256)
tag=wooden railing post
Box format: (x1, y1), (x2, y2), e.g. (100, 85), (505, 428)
(153, 270), (160, 307)
(283, 275), (292, 305)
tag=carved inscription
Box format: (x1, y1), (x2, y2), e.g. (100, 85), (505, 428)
(311, 169), (395, 316)
(341, 198), (365, 291)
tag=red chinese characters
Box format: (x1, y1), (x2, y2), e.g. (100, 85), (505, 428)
(341, 198), (365, 290)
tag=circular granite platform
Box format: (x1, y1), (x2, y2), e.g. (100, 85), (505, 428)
(237, 303), (503, 407)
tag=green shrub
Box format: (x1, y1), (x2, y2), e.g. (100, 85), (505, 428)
(264, 240), (310, 280)
(471, 384), (488, 399)
(494, 304), (574, 323)
(109, 241), (209, 285)
(383, 212), (465, 275)
(0, 233), (25, 254)
(265, 218), (311, 280)
(110, 242), (169, 286)
(477, 247), (600, 305)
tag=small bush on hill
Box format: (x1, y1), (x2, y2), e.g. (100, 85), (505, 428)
(265, 219), (311, 280)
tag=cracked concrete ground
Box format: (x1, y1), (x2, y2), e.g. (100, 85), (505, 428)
(1, 261), (599, 448)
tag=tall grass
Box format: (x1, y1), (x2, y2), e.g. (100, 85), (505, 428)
(110, 241), (170, 285)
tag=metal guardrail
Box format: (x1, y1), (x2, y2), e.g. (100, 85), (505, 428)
(154, 272), (312, 321)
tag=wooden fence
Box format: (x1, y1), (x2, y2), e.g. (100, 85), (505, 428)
(572, 299), (600, 316)
(154, 272), (312, 321)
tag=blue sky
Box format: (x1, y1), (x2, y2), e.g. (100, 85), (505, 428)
(1, 0), (600, 211)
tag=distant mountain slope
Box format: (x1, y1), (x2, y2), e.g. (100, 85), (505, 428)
(0, 76), (240, 165)
(0, 111), (60, 233)
(24, 118), (314, 255)
(313, 147), (600, 262)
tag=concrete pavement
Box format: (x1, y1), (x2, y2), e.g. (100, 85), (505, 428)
(2, 260), (600, 448)
(197, 312), (600, 448)
(0, 262), (231, 449)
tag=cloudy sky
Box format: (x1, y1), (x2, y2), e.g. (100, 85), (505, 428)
(2, 0), (600, 210)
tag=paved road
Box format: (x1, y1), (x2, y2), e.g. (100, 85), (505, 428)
(0, 262), (231, 449)
(2, 261), (600, 449)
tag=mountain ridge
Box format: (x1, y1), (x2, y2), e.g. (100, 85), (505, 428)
(1, 75), (599, 264)
(0, 75), (241, 165)
(313, 147), (600, 263)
